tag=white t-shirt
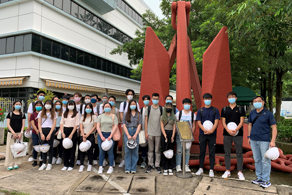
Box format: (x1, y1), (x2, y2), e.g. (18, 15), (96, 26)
(62, 106), (67, 112)
(27, 101), (44, 114)
(175, 111), (196, 128)
(76, 104), (84, 117)
(99, 104), (103, 114)
(93, 105), (98, 116)
(37, 111), (58, 128)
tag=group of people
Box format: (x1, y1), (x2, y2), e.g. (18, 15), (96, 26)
(4, 89), (277, 188)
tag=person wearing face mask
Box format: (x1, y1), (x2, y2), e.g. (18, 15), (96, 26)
(165, 95), (179, 114)
(27, 91), (46, 162)
(30, 101), (44, 167)
(62, 95), (70, 112)
(37, 100), (57, 171)
(69, 95), (74, 101)
(5, 100), (26, 170)
(52, 96), (59, 104)
(221, 92), (246, 180)
(195, 93), (220, 177)
(99, 95), (109, 114)
(175, 98), (196, 173)
(83, 95), (91, 111)
(53, 100), (63, 165)
(90, 94), (100, 165)
(90, 94), (100, 116)
(60, 101), (80, 171)
(248, 96), (277, 188)
(161, 103), (176, 176)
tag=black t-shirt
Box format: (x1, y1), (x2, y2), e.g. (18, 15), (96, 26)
(6, 112), (26, 133)
(221, 105), (246, 136)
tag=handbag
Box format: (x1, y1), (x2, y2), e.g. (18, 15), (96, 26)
(112, 114), (121, 141)
(10, 140), (28, 158)
(139, 130), (146, 146)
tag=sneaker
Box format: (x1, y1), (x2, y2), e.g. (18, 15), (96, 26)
(98, 167), (103, 174)
(76, 160), (81, 166)
(67, 167), (73, 171)
(131, 171), (136, 174)
(13, 164), (19, 169)
(7, 166), (13, 170)
(107, 166), (113, 174)
(39, 161), (43, 167)
(252, 178), (264, 185)
(146, 165), (152, 173)
(260, 181), (271, 188)
(79, 165), (84, 172)
(141, 161), (147, 169)
(195, 168), (203, 175)
(52, 157), (57, 165)
(87, 165), (92, 172)
(103, 159), (108, 166)
(38, 164), (46, 170)
(93, 160), (98, 165)
(28, 157), (34, 162)
(222, 171), (231, 179)
(163, 170), (168, 176)
(118, 160), (125, 167)
(168, 169), (173, 176)
(209, 170), (214, 177)
(125, 171), (130, 174)
(155, 167), (162, 174)
(176, 165), (182, 172)
(56, 157), (62, 165)
(238, 172), (245, 180)
(32, 161), (38, 167)
(185, 165), (191, 172)
(46, 164), (52, 171)
(61, 167), (68, 171)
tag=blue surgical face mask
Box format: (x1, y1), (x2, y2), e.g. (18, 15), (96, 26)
(36, 106), (42, 111)
(62, 100), (68, 105)
(204, 100), (211, 106)
(104, 108), (111, 113)
(166, 100), (172, 104)
(228, 98), (236, 104)
(85, 109), (92, 113)
(91, 98), (97, 103)
(109, 101), (115, 106)
(184, 104), (190, 110)
(130, 105), (136, 110)
(38, 95), (45, 101)
(143, 100), (149, 106)
(15, 105), (21, 110)
(55, 105), (61, 110)
(253, 102), (263, 109)
(152, 100), (159, 105)
(96, 102), (101, 106)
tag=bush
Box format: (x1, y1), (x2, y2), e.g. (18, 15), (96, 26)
(4, 128), (29, 145)
(277, 119), (292, 143)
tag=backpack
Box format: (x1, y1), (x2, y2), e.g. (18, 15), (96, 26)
(222, 105), (243, 116)
(178, 110), (194, 123)
(123, 101), (127, 111)
(200, 107), (216, 123)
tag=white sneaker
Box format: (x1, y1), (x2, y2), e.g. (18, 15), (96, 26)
(93, 160), (98, 165)
(56, 157), (62, 165)
(52, 157), (57, 165)
(118, 160), (125, 167)
(79, 165), (84, 172)
(222, 171), (231, 178)
(103, 159), (108, 166)
(195, 168), (203, 175)
(38, 164), (46, 170)
(87, 165), (92, 172)
(163, 170), (168, 176)
(168, 169), (173, 175)
(209, 170), (214, 177)
(107, 166), (113, 174)
(28, 157), (34, 162)
(76, 160), (81, 166)
(238, 172), (245, 180)
(61, 166), (68, 171)
(185, 165), (191, 172)
(67, 167), (73, 171)
(46, 164), (52, 171)
(98, 166), (103, 174)
(176, 165), (182, 172)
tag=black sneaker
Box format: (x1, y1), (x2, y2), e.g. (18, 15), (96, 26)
(32, 161), (37, 167)
(146, 165), (152, 173)
(155, 167), (162, 174)
(260, 181), (271, 188)
(39, 161), (43, 168)
(252, 178), (264, 185)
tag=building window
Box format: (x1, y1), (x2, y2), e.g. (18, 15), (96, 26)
(63, 0), (71, 14)
(61, 45), (69, 60)
(32, 34), (41, 53)
(42, 37), (52, 56)
(15, 35), (24, 53)
(77, 50), (84, 65)
(0, 38), (6, 55)
(69, 47), (77, 63)
(84, 53), (90, 66)
(24, 34), (32, 52)
(71, 1), (78, 18)
(6, 37), (14, 54)
(52, 41), (61, 58)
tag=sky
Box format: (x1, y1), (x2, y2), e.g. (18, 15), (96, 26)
(144, 0), (164, 19)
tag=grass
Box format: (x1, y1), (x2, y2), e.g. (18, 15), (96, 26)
(0, 189), (29, 195)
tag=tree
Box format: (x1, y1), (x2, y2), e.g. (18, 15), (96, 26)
(27, 88), (55, 105)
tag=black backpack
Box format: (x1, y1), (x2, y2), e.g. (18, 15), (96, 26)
(200, 107), (216, 123)
(178, 110), (195, 123)
(146, 105), (163, 123)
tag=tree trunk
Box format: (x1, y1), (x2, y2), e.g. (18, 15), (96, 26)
(261, 72), (267, 104)
(268, 70), (274, 112)
(275, 68), (284, 121)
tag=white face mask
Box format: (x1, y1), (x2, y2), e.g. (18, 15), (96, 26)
(84, 99), (91, 104)
(45, 104), (52, 110)
(68, 105), (74, 110)
(127, 95), (133, 100)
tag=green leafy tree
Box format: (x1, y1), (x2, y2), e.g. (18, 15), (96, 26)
(27, 88), (55, 105)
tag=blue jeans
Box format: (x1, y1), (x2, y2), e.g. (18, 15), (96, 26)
(124, 127), (139, 172)
(250, 139), (271, 182)
(32, 133), (42, 160)
(176, 133), (190, 166)
(98, 132), (114, 167)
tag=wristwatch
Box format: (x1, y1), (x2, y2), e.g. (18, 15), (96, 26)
(247, 136), (250, 138)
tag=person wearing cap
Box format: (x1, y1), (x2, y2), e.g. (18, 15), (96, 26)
(248, 96), (277, 188)
(122, 99), (142, 174)
(221, 92), (246, 180)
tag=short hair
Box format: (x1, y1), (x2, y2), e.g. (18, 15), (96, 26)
(37, 91), (46, 95)
(182, 98), (192, 104)
(203, 93), (212, 99)
(252, 96), (264, 101)
(74, 92), (82, 97)
(90, 94), (98, 98)
(125, 89), (135, 96)
(69, 94), (74, 98)
(109, 96), (116, 101)
(84, 94), (90, 98)
(102, 95), (108, 99)
(165, 95), (173, 100)
(227, 92), (237, 98)
(104, 102), (112, 108)
(142, 95), (150, 100)
(62, 95), (70, 100)
(152, 93), (159, 97)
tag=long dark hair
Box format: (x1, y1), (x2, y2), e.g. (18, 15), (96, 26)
(83, 103), (93, 122)
(161, 103), (175, 125)
(54, 100), (63, 117)
(63, 100), (77, 118)
(41, 100), (55, 119)
(12, 100), (22, 115)
(125, 99), (139, 123)
(33, 101), (43, 113)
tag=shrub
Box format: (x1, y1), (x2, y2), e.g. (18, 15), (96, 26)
(277, 119), (292, 143)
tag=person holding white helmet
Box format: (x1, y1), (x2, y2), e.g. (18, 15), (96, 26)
(60, 100), (80, 171)
(248, 96), (277, 188)
(53, 100), (63, 165)
(37, 100), (57, 171)
(79, 103), (97, 172)
(221, 92), (246, 180)
(122, 99), (142, 174)
(96, 102), (118, 174)
(5, 100), (26, 170)
(30, 101), (44, 167)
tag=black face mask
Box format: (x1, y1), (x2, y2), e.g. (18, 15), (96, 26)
(166, 108), (172, 113)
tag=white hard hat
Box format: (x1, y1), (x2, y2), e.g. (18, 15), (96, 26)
(127, 139), (138, 149)
(101, 139), (113, 151)
(163, 149), (174, 159)
(79, 141), (90, 152)
(264, 147), (279, 160)
(13, 142), (25, 153)
(62, 138), (73, 149)
(203, 120), (213, 131)
(53, 139), (60, 148)
(227, 122), (238, 136)
(40, 144), (50, 153)
(86, 140), (92, 148)
(24, 130), (32, 138)
(33, 145), (41, 153)
(186, 141), (192, 150)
